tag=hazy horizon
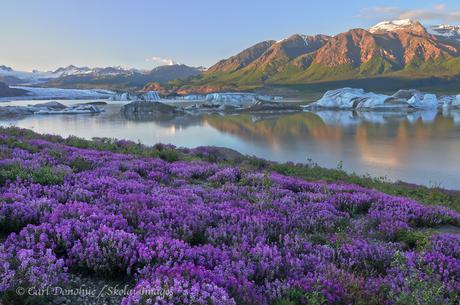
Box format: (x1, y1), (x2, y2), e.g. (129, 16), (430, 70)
(2, 0), (460, 71)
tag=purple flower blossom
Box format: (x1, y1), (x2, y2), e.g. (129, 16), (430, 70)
(0, 130), (459, 304)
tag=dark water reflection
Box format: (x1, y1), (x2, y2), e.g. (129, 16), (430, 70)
(1, 102), (460, 189)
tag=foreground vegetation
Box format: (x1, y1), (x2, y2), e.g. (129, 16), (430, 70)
(0, 127), (459, 305)
(2, 127), (457, 212)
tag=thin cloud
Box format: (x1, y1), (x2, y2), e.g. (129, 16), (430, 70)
(145, 56), (178, 66)
(357, 7), (404, 20)
(359, 4), (460, 23)
(435, 4), (447, 11)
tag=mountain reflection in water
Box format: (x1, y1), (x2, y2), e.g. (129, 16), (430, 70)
(2, 103), (460, 189)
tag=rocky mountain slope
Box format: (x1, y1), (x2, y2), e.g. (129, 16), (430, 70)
(174, 19), (460, 93)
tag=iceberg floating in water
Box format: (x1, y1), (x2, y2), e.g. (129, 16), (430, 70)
(204, 92), (283, 108)
(441, 94), (460, 108)
(34, 105), (104, 115)
(29, 101), (67, 110)
(407, 94), (439, 109)
(454, 95), (460, 108)
(205, 93), (258, 107)
(304, 88), (454, 110)
(306, 88), (404, 110)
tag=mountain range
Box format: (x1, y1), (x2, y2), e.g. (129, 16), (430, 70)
(0, 64), (203, 90)
(43, 64), (202, 90)
(3, 19), (460, 95)
(171, 19), (460, 94)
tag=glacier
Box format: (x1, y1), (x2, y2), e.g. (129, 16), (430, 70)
(0, 65), (134, 85)
(109, 91), (161, 102)
(141, 91), (161, 101)
(182, 94), (206, 101)
(1, 86), (115, 101)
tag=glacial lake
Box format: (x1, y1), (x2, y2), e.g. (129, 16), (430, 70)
(1, 99), (460, 189)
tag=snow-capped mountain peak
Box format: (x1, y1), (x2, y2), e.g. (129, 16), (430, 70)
(52, 65), (92, 76)
(427, 24), (460, 41)
(369, 19), (423, 33)
(92, 66), (131, 76)
(368, 19), (460, 44)
(50, 65), (134, 77)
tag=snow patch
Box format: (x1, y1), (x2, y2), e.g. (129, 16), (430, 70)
(301, 35), (310, 47)
(427, 24), (460, 43)
(369, 19), (419, 33)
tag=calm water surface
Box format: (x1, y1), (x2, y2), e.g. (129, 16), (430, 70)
(1, 99), (460, 189)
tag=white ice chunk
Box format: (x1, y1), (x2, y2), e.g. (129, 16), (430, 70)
(34, 105), (104, 115)
(407, 94), (439, 109)
(205, 93), (258, 107)
(452, 95), (460, 108)
(306, 88), (396, 109)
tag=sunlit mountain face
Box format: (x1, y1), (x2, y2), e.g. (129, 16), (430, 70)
(174, 19), (460, 94)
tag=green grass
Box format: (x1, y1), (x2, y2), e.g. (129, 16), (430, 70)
(0, 163), (65, 186)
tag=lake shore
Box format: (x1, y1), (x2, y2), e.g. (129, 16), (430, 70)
(2, 126), (459, 211)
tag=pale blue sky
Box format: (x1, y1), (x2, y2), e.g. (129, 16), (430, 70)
(1, 0), (460, 71)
